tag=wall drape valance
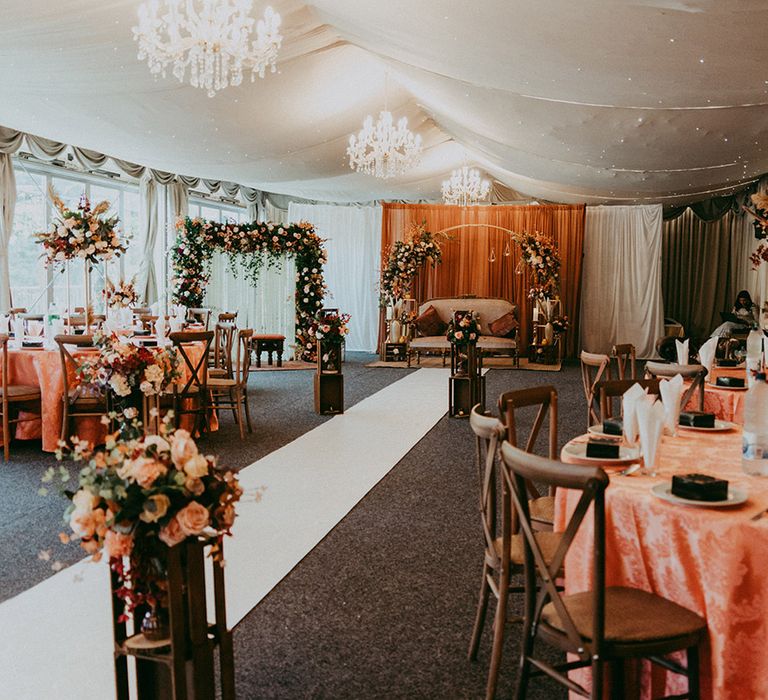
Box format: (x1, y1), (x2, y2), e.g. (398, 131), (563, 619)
(380, 203), (586, 357)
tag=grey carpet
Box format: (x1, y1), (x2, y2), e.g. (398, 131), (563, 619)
(1, 355), (588, 698)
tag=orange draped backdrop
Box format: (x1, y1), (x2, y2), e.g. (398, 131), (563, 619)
(380, 203), (586, 358)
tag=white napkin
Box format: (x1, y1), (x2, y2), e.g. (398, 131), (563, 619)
(11, 319), (24, 348)
(636, 398), (666, 473)
(0, 315), (9, 335)
(659, 374), (684, 436)
(156, 315), (167, 337)
(622, 383), (649, 446)
(169, 316), (183, 333)
(675, 338), (689, 365)
(697, 336), (717, 376)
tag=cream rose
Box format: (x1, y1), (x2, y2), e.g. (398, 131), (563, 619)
(159, 516), (187, 547)
(132, 458), (167, 489)
(176, 501), (210, 536)
(143, 435), (171, 454)
(170, 430), (198, 469)
(72, 488), (99, 513)
(139, 494), (171, 523)
(183, 454), (209, 479)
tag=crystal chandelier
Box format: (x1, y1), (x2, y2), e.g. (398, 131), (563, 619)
(133, 1), (282, 98)
(442, 166), (491, 206)
(347, 111), (423, 179)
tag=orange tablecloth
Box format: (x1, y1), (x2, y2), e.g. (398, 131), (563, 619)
(2, 343), (215, 452)
(557, 430), (768, 700)
(686, 367), (747, 425)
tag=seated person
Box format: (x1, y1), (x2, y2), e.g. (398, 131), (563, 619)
(710, 289), (758, 337)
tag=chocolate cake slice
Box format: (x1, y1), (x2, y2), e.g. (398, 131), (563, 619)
(586, 439), (620, 459)
(602, 418), (623, 436)
(715, 376), (745, 388)
(671, 473), (728, 502)
(679, 411), (716, 428)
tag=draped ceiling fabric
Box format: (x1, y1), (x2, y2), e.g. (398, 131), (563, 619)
(1, 2), (768, 205)
(381, 203), (585, 357)
(581, 205), (665, 358)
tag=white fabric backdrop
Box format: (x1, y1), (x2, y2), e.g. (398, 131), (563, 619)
(0, 154), (16, 313)
(206, 253), (297, 359)
(581, 205), (664, 358)
(288, 203), (381, 352)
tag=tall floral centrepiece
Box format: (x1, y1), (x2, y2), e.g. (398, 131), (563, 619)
(309, 311), (351, 372)
(746, 191), (768, 268)
(49, 417), (243, 620)
(104, 277), (139, 309)
(519, 231), (561, 299)
(171, 217), (327, 361)
(35, 188), (126, 266)
(446, 311), (481, 348)
(379, 223), (443, 307)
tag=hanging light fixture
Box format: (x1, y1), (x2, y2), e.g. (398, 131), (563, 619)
(133, 1), (282, 98)
(441, 165), (491, 206)
(347, 111), (423, 179)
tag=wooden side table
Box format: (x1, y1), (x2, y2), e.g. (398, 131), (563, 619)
(251, 334), (285, 367)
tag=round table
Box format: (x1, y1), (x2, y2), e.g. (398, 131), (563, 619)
(557, 428), (768, 700)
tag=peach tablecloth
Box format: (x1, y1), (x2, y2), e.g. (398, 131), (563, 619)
(686, 367), (747, 425)
(557, 429), (768, 700)
(2, 343), (214, 452)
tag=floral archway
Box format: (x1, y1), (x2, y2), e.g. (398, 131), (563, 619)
(171, 217), (327, 360)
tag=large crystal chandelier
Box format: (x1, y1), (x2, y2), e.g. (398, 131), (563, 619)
(133, 1), (282, 98)
(347, 111), (423, 179)
(442, 165), (491, 206)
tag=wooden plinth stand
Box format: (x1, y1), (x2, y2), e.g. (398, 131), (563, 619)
(314, 340), (344, 415)
(449, 342), (485, 418)
(112, 538), (235, 700)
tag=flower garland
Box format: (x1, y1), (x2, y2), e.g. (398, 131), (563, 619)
(446, 311), (480, 346)
(171, 217), (327, 361)
(380, 223), (443, 306)
(35, 188), (126, 266)
(45, 417), (245, 619)
(104, 278), (139, 308)
(519, 231), (561, 298)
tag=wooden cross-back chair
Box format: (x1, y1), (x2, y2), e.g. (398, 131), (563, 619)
(0, 334), (42, 461)
(499, 442), (706, 700)
(209, 329), (254, 439)
(611, 343), (636, 380)
(644, 361), (707, 412)
(19, 313), (45, 335)
(597, 378), (661, 423)
(186, 308), (211, 330)
(468, 405), (562, 700)
(218, 311), (238, 323)
(131, 306), (152, 317)
(54, 334), (108, 445)
(210, 322), (236, 380)
(498, 385), (558, 531)
(580, 351), (611, 429)
(168, 331), (214, 435)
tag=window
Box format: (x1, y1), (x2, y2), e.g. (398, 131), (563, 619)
(9, 169), (46, 311)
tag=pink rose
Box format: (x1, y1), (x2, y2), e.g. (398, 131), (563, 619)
(159, 516), (187, 548)
(176, 501), (210, 536)
(104, 529), (134, 558)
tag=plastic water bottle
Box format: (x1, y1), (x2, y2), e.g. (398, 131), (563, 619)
(743, 372), (768, 476)
(747, 329), (763, 387)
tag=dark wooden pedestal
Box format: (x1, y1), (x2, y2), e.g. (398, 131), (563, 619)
(449, 342), (485, 418)
(384, 342), (407, 362)
(314, 340), (344, 414)
(112, 538), (234, 700)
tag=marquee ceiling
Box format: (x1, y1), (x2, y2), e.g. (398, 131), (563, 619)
(1, 0), (767, 204)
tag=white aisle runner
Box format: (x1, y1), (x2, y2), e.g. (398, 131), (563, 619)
(0, 369), (449, 700)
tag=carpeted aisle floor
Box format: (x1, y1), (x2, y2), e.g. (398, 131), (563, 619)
(0, 353), (587, 698)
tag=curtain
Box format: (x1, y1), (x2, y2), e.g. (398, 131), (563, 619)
(0, 153), (16, 313)
(289, 203), (382, 352)
(137, 176), (159, 304)
(264, 197), (288, 224)
(206, 253), (296, 358)
(169, 181), (188, 220)
(580, 205), (664, 358)
(662, 209), (760, 340)
(380, 203), (585, 357)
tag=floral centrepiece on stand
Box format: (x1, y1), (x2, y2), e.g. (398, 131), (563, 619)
(379, 223), (443, 307)
(46, 417), (244, 621)
(104, 278), (139, 309)
(35, 188), (127, 265)
(746, 191), (768, 269)
(309, 311), (350, 371)
(446, 311), (480, 347)
(171, 217), (327, 361)
(519, 231), (561, 298)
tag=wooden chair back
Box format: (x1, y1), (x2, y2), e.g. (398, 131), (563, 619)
(218, 312), (238, 323)
(644, 361), (706, 411)
(54, 334), (98, 401)
(20, 313), (45, 335)
(597, 378), (661, 421)
(612, 343), (636, 380)
(234, 329), (254, 386)
(169, 331), (214, 396)
(580, 351), (611, 428)
(8, 307), (27, 319)
(131, 306), (152, 317)
(212, 323), (236, 375)
(0, 333), (8, 410)
(186, 308), (211, 330)
(499, 442), (610, 671)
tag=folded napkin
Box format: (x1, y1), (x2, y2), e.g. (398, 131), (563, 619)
(155, 315), (167, 338)
(676, 338), (689, 366)
(636, 398), (666, 473)
(697, 336), (717, 375)
(622, 383), (649, 445)
(0, 315), (9, 335)
(11, 319), (24, 347)
(659, 374), (684, 435)
(169, 316), (184, 333)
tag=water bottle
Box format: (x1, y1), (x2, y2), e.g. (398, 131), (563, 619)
(742, 372), (768, 476)
(746, 328), (763, 387)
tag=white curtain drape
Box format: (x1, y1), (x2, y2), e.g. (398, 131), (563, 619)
(137, 176), (159, 304)
(581, 204), (664, 358)
(169, 181), (188, 220)
(288, 202), (382, 352)
(206, 253), (296, 358)
(0, 154), (17, 313)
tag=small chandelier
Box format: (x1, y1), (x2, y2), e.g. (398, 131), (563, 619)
(133, 1), (282, 98)
(347, 111), (423, 179)
(442, 166), (491, 206)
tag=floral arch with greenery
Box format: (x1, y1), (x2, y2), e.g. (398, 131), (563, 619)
(171, 217), (327, 360)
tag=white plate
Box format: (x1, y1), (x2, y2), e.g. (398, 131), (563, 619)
(707, 381), (748, 392)
(561, 441), (641, 467)
(678, 419), (737, 432)
(587, 424), (624, 440)
(651, 482), (748, 508)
